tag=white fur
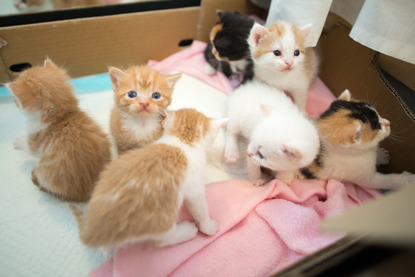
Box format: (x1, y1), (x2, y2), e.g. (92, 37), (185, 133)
(224, 81), (319, 185)
(120, 112), (160, 141)
(248, 22), (316, 112)
(137, 115), (227, 245)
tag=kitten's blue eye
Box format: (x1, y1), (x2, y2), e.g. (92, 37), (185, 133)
(258, 151), (264, 159)
(152, 92), (161, 100)
(273, 50), (281, 56)
(294, 50), (300, 56)
(127, 91), (137, 98)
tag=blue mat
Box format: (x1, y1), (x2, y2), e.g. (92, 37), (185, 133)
(0, 73), (112, 97)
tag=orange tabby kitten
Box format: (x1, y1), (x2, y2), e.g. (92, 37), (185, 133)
(109, 65), (181, 155)
(70, 108), (228, 248)
(7, 59), (112, 202)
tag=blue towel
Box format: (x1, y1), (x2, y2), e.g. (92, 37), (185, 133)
(0, 73), (112, 97)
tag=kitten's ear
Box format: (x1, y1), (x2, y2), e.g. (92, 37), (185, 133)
(282, 144), (302, 161)
(108, 66), (126, 92)
(338, 89), (352, 101)
(248, 23), (267, 47)
(260, 104), (272, 116)
(216, 10), (225, 20)
(300, 24), (313, 39)
(44, 58), (58, 69)
(165, 73), (182, 88)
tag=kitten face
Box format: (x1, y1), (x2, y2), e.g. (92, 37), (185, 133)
(247, 114), (319, 172)
(249, 22), (310, 72)
(109, 66), (180, 119)
(7, 59), (77, 117)
(163, 108), (228, 147)
(318, 90), (391, 150)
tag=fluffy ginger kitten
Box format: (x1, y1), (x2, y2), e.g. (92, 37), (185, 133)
(109, 65), (181, 155)
(7, 59), (112, 202)
(70, 108), (228, 248)
(248, 21), (318, 112)
(298, 90), (415, 190)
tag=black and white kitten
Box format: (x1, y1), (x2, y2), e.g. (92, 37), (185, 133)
(204, 11), (255, 84)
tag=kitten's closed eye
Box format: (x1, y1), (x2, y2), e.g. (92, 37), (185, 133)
(258, 151), (265, 159)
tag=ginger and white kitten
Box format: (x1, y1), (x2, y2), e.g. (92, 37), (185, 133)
(224, 81), (319, 186)
(7, 59), (112, 202)
(248, 21), (318, 112)
(70, 108), (228, 249)
(298, 89), (415, 190)
(109, 65), (181, 156)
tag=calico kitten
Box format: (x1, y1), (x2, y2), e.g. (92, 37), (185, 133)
(298, 89), (415, 190)
(109, 65), (181, 156)
(7, 59), (112, 202)
(204, 11), (255, 83)
(70, 108), (228, 248)
(248, 21), (319, 112)
(224, 81), (319, 186)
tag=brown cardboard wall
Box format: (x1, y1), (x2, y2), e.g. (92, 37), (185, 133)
(317, 15), (415, 173)
(0, 7), (199, 83)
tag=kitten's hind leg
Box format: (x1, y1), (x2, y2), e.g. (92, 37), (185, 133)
(358, 171), (415, 190)
(155, 221), (198, 247)
(184, 189), (218, 236)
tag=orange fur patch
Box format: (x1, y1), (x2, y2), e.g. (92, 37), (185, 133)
(170, 109), (211, 146)
(77, 143), (188, 247)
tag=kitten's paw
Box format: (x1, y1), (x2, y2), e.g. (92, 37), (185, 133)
(277, 171), (296, 185)
(198, 219), (218, 236)
(251, 178), (268, 186)
(377, 147), (390, 165)
(13, 136), (26, 150)
(224, 146), (239, 164)
(205, 63), (216, 75)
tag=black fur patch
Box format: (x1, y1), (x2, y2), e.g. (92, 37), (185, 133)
(300, 168), (316, 179)
(320, 100), (381, 130)
(213, 11), (254, 61)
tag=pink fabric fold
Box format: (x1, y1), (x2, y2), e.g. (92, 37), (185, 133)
(91, 180), (380, 277)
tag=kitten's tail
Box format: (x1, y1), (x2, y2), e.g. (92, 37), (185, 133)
(68, 203), (86, 235)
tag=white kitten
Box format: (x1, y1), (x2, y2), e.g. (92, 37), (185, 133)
(224, 81), (320, 185)
(248, 21), (318, 113)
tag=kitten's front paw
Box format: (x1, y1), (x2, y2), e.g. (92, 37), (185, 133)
(251, 178), (268, 187)
(13, 136), (26, 150)
(224, 146), (239, 164)
(198, 219), (218, 236)
(377, 148), (390, 166)
(205, 63), (216, 75)
(277, 171), (296, 185)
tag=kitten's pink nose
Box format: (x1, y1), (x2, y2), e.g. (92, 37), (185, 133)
(285, 59), (293, 67)
(140, 102), (149, 108)
(383, 119), (390, 128)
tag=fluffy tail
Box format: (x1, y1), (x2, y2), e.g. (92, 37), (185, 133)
(69, 203), (86, 237)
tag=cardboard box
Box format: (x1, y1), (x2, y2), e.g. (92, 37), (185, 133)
(0, 0), (414, 275)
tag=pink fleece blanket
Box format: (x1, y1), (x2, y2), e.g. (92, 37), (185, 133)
(91, 41), (380, 276)
(91, 180), (380, 277)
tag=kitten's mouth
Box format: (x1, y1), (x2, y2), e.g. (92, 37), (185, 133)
(281, 67), (292, 72)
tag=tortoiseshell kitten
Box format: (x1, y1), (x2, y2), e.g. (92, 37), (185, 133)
(204, 11), (255, 84)
(109, 65), (181, 156)
(297, 90), (415, 190)
(7, 59), (112, 202)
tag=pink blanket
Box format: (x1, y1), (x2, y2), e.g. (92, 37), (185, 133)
(91, 180), (380, 277)
(91, 41), (380, 276)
